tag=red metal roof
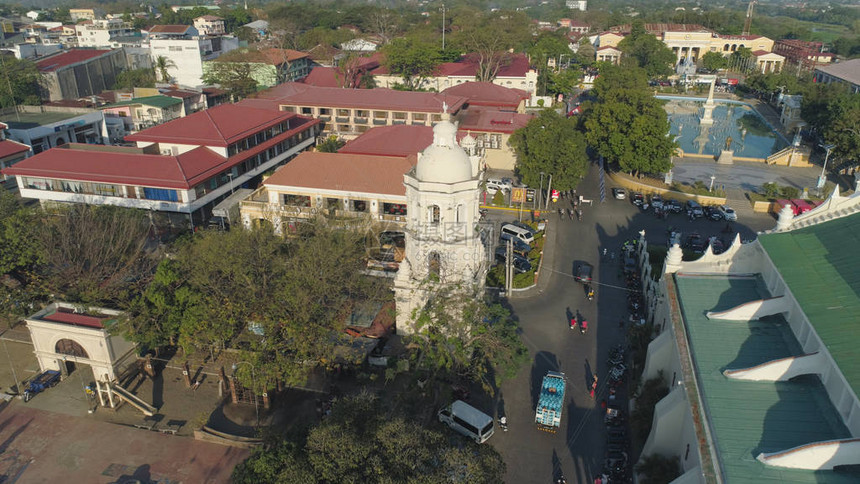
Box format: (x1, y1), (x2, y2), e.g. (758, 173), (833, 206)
(256, 83), (467, 113)
(264, 151), (416, 197)
(442, 82), (529, 109)
(42, 309), (108, 329)
(126, 104), (299, 147)
(458, 109), (533, 134)
(0, 140), (30, 159)
(3, 117), (318, 189)
(301, 66), (376, 88)
(149, 24), (192, 34)
(340, 125), (434, 157)
(35, 49), (112, 72)
(431, 53), (532, 78)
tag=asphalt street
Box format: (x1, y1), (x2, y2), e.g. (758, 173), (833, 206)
(490, 162), (778, 484)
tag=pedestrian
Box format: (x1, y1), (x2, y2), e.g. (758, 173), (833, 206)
(601, 399), (607, 409)
(570, 317), (577, 330)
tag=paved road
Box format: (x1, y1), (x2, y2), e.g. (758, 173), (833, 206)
(492, 163), (777, 483)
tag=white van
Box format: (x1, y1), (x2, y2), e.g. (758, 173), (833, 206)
(500, 223), (535, 245)
(438, 400), (495, 443)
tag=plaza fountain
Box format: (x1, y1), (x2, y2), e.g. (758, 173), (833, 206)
(661, 94), (790, 161)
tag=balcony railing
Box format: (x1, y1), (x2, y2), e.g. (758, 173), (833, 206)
(354, 117), (368, 124)
(335, 117), (350, 123)
(372, 119), (388, 125)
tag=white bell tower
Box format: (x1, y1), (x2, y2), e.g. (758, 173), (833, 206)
(394, 118), (487, 335)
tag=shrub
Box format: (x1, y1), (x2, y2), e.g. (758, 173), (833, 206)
(491, 190), (506, 206)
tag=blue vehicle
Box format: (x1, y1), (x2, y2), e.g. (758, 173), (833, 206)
(24, 370), (61, 402)
(535, 371), (566, 433)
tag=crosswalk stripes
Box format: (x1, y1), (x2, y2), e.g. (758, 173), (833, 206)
(598, 155), (606, 203)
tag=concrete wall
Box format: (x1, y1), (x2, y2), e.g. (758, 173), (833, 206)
(608, 172), (727, 206)
(41, 50), (127, 101)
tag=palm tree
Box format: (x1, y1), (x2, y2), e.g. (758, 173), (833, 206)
(155, 56), (177, 83)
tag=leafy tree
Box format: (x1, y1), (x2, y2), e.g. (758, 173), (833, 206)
(728, 46), (755, 73)
(582, 64), (676, 176)
(636, 454), (681, 484)
(801, 83), (860, 172)
(547, 69), (581, 97)
(574, 39), (596, 67)
(232, 392), (506, 484)
(316, 135), (345, 153)
(0, 55), (42, 107)
(700, 51), (728, 72)
(39, 205), (155, 305)
(617, 20), (676, 78)
(203, 62), (260, 100)
(154, 56), (176, 83)
(510, 110), (589, 191)
(0, 191), (43, 275)
(457, 10), (531, 82)
(382, 38), (442, 91)
(113, 68), (156, 90)
(407, 282), (529, 391)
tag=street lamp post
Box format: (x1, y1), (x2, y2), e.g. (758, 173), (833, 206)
(232, 362), (259, 426)
(545, 174), (553, 210)
(709, 175), (716, 193)
(539, 172), (545, 210)
(818, 143), (836, 194)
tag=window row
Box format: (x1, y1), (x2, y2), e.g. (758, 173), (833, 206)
(279, 195), (407, 216)
(22, 178), (179, 202)
(226, 121), (292, 157)
(291, 106), (442, 124)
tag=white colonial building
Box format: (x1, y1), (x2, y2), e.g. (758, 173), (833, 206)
(393, 119), (487, 334)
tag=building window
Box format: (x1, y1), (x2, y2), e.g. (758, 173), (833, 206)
(301, 107), (313, 115)
(429, 205), (440, 224)
(393, 112), (407, 120)
(284, 194), (310, 207)
(351, 200), (367, 212)
(382, 202), (406, 215)
(337, 108), (350, 117)
(326, 198), (340, 211)
(143, 187), (179, 202)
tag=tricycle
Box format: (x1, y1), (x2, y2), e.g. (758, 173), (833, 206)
(23, 370), (61, 402)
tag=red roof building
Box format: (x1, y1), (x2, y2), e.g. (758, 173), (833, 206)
(339, 125), (435, 158)
(35, 49), (112, 72)
(442, 82), (529, 112)
(774, 39), (834, 72)
(3, 104), (321, 225)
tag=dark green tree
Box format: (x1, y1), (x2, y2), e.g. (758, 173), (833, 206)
(617, 20), (676, 78)
(510, 110), (589, 191)
(0, 55), (42, 107)
(801, 83), (860, 172)
(113, 68), (156, 90)
(547, 69), (581, 97)
(700, 51), (728, 72)
(406, 282), (529, 391)
(316, 135), (345, 153)
(203, 62), (259, 100)
(231, 392), (507, 484)
(0, 191), (43, 275)
(382, 38), (442, 91)
(583, 65), (676, 176)
(457, 10), (532, 81)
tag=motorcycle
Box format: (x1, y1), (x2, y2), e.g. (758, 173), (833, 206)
(580, 320), (588, 334)
(569, 317), (577, 330)
(576, 209), (583, 221)
(567, 208), (573, 220)
(499, 415), (508, 432)
(586, 284), (595, 301)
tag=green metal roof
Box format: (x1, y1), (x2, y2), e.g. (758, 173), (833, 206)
(674, 275), (859, 483)
(105, 95), (183, 109)
(759, 213), (860, 401)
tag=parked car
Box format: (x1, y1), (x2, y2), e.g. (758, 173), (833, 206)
(612, 187), (626, 200)
(686, 200), (704, 218)
(630, 192), (645, 207)
(718, 205), (737, 221)
(509, 221), (538, 236)
(499, 233), (532, 256)
(686, 233), (706, 253)
(704, 205), (723, 221)
(666, 199), (684, 213)
(485, 181), (510, 196)
(650, 195), (664, 210)
(495, 247), (532, 273)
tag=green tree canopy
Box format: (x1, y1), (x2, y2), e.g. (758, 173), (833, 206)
(700, 51), (728, 72)
(456, 10), (531, 82)
(802, 83), (860, 172)
(202, 62), (259, 100)
(617, 20), (676, 78)
(113, 68), (156, 90)
(381, 38), (443, 91)
(316, 135), (345, 153)
(510, 110), (589, 191)
(231, 392), (507, 484)
(0, 55), (42, 107)
(583, 65), (676, 176)
(406, 282), (529, 390)
(547, 69), (581, 97)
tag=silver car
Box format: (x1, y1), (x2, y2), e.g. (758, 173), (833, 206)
(718, 205), (737, 221)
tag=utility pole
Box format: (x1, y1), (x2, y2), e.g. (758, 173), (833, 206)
(440, 3), (446, 51)
(544, 174), (552, 210)
(505, 239), (512, 297)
